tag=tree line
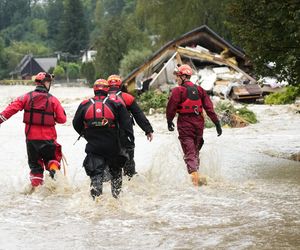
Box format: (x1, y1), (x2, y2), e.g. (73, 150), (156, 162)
(0, 0), (298, 85)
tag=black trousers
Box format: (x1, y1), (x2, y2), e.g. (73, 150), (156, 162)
(83, 153), (124, 198)
(26, 140), (58, 174)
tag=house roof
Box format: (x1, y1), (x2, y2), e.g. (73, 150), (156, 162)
(10, 55), (34, 75)
(35, 57), (57, 72)
(10, 55), (57, 75)
(123, 25), (251, 89)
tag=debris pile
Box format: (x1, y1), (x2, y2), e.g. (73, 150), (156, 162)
(123, 25), (265, 103)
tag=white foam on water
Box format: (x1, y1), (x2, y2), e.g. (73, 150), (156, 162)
(0, 86), (300, 249)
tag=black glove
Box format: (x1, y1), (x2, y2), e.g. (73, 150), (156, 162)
(123, 149), (136, 179)
(215, 121), (222, 136)
(167, 121), (175, 131)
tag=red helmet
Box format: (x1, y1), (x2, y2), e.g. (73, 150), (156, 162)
(93, 79), (109, 92)
(174, 64), (193, 76)
(107, 75), (122, 87)
(35, 72), (53, 84)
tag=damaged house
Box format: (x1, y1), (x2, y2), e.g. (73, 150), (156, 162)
(123, 25), (262, 101)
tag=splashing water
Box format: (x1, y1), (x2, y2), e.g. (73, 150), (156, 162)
(0, 86), (299, 249)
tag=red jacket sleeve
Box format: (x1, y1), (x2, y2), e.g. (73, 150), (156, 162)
(51, 96), (66, 124)
(0, 94), (27, 124)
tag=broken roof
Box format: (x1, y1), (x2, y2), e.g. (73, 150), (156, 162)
(123, 25), (252, 91)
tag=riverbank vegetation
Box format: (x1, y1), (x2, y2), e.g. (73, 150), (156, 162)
(264, 86), (300, 105)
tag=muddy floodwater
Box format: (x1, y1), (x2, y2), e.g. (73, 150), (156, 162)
(0, 86), (299, 249)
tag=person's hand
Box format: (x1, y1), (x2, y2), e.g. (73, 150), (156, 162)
(215, 122), (222, 136)
(146, 132), (153, 142)
(167, 121), (175, 131)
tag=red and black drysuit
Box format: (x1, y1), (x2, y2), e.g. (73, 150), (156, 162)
(166, 81), (220, 174)
(108, 88), (153, 177)
(0, 85), (66, 186)
(72, 90), (134, 198)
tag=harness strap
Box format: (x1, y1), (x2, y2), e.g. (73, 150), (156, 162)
(0, 114), (7, 122)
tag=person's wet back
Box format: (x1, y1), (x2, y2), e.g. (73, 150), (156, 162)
(72, 79), (133, 199)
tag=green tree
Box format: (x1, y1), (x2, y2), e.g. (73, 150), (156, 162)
(4, 41), (51, 73)
(0, 0), (31, 30)
(0, 36), (8, 78)
(226, 0), (300, 85)
(95, 17), (129, 78)
(94, 0), (151, 77)
(58, 0), (89, 55)
(119, 48), (152, 77)
(135, 0), (231, 47)
(53, 65), (65, 79)
(31, 19), (48, 38)
(82, 0), (97, 40)
(81, 61), (96, 86)
(67, 62), (81, 79)
(31, 1), (47, 19)
(94, 0), (127, 77)
(0, 1), (53, 47)
(90, 0), (104, 41)
(0, 24), (25, 45)
(46, 0), (64, 49)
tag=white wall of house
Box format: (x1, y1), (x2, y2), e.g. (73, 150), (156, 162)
(82, 50), (97, 63)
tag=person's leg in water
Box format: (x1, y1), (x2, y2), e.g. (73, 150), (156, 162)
(102, 163), (112, 182)
(40, 140), (62, 179)
(195, 136), (207, 186)
(177, 116), (204, 186)
(83, 153), (106, 199)
(26, 140), (44, 187)
(119, 126), (136, 179)
(109, 157), (124, 198)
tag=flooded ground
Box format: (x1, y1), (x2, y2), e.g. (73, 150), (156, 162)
(0, 85), (299, 249)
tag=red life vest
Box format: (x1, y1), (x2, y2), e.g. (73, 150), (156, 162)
(108, 90), (126, 107)
(23, 91), (55, 126)
(177, 84), (203, 115)
(84, 97), (116, 128)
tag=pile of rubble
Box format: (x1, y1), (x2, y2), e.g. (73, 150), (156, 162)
(124, 25), (265, 103)
(190, 66), (249, 99)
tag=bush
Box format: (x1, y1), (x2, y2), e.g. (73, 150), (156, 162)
(209, 100), (258, 128)
(264, 86), (300, 104)
(235, 106), (257, 124)
(53, 65), (65, 79)
(119, 49), (152, 77)
(81, 62), (96, 87)
(67, 63), (80, 79)
(137, 90), (168, 113)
